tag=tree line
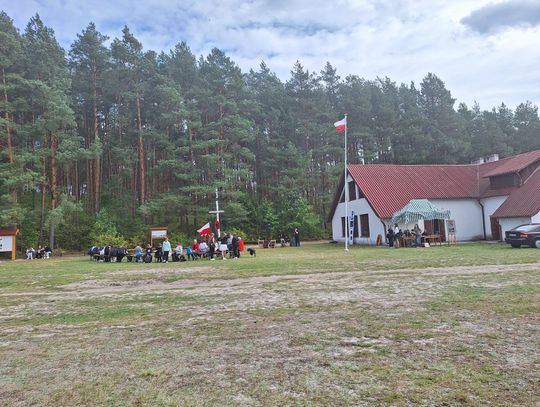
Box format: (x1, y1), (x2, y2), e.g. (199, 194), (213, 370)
(1, 12), (539, 250)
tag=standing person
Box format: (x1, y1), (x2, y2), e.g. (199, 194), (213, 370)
(413, 224), (423, 248)
(162, 237), (171, 263)
(219, 233), (228, 260)
(226, 233), (233, 257)
(232, 234), (240, 258)
(393, 224), (401, 248)
(155, 244), (163, 262)
(208, 234), (216, 261)
(104, 244), (112, 262)
(386, 227), (394, 248)
(294, 228), (300, 247)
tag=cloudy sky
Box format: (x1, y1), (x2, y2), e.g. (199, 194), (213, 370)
(3, 0), (540, 109)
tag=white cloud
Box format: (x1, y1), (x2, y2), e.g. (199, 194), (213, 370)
(2, 0), (540, 108)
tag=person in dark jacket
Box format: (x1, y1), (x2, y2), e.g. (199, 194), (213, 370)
(232, 234), (240, 258)
(386, 227), (394, 248)
(293, 228), (300, 247)
(104, 244), (112, 262)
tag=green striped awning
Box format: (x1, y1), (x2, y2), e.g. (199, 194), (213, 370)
(391, 199), (451, 225)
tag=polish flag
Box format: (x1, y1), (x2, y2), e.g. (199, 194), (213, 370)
(197, 222), (211, 236)
(334, 117), (346, 132)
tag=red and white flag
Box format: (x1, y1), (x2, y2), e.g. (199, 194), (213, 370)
(334, 117), (346, 132)
(197, 222), (211, 236)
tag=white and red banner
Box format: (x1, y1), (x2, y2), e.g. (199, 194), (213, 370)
(197, 222), (211, 236)
(334, 117), (346, 132)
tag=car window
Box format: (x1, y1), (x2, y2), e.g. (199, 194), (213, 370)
(513, 224), (540, 232)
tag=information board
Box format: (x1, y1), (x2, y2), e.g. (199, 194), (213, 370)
(150, 229), (168, 239)
(0, 235), (13, 252)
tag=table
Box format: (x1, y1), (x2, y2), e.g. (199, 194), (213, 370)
(399, 236), (416, 247)
(423, 234), (442, 246)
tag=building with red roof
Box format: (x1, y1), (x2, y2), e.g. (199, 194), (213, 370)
(328, 150), (540, 244)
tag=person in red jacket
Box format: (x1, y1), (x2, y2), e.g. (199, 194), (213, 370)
(238, 237), (245, 253)
(191, 239), (200, 252)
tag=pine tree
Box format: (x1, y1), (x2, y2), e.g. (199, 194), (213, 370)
(69, 22), (109, 211)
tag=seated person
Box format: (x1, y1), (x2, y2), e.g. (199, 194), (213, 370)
(143, 244), (153, 263)
(99, 246), (106, 260)
(43, 246), (52, 259)
(186, 246), (199, 260)
(134, 244), (143, 262)
(90, 245), (101, 260)
(25, 247), (35, 260)
(36, 245), (44, 259)
(199, 241), (209, 257)
(172, 243), (183, 262)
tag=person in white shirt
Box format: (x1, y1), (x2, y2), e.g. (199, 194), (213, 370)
(199, 241), (209, 257)
(393, 223), (401, 248)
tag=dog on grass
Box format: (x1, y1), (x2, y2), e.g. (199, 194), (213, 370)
(247, 248), (256, 257)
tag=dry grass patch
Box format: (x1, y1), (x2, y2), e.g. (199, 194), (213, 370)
(0, 243), (539, 406)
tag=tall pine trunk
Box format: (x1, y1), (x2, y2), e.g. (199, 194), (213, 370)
(2, 66), (17, 204)
(136, 94), (145, 204)
(92, 67), (101, 213)
(49, 132), (58, 249)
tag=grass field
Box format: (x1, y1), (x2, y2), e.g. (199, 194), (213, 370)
(1, 243), (539, 406)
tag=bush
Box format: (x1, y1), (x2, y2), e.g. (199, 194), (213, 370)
(91, 233), (128, 247)
(168, 231), (190, 246)
(224, 227), (248, 241)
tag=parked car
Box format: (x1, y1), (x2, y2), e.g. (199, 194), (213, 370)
(505, 224), (540, 248)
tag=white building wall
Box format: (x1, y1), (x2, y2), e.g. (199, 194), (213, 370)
(430, 199), (484, 241)
(499, 217), (532, 237)
(332, 199), (385, 245)
(532, 211), (540, 223)
(332, 177), (386, 245)
(480, 195), (508, 239)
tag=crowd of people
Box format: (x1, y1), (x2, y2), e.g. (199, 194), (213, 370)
(25, 245), (52, 259)
(89, 233), (247, 263)
(386, 223), (423, 248)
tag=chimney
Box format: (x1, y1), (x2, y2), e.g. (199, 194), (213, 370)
(471, 157), (485, 164)
(486, 154), (499, 163)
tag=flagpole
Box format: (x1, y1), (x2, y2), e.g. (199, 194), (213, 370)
(344, 113), (349, 252)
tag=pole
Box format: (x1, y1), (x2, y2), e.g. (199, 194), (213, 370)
(344, 114), (349, 252)
(215, 188), (221, 238)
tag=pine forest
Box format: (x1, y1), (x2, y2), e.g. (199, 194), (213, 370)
(1, 12), (540, 250)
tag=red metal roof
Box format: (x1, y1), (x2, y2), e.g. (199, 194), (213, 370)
(347, 164), (480, 218)
(492, 168), (540, 218)
(482, 150), (540, 177)
(0, 229), (18, 235)
(338, 149), (540, 220)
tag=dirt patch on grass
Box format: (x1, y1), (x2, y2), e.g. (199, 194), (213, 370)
(2, 260), (539, 406)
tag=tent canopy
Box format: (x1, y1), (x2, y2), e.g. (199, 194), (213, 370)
(391, 199), (450, 225)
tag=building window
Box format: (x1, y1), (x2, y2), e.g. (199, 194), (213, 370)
(353, 215), (359, 237)
(348, 181), (356, 201)
(360, 214), (370, 237)
(341, 217), (346, 237)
